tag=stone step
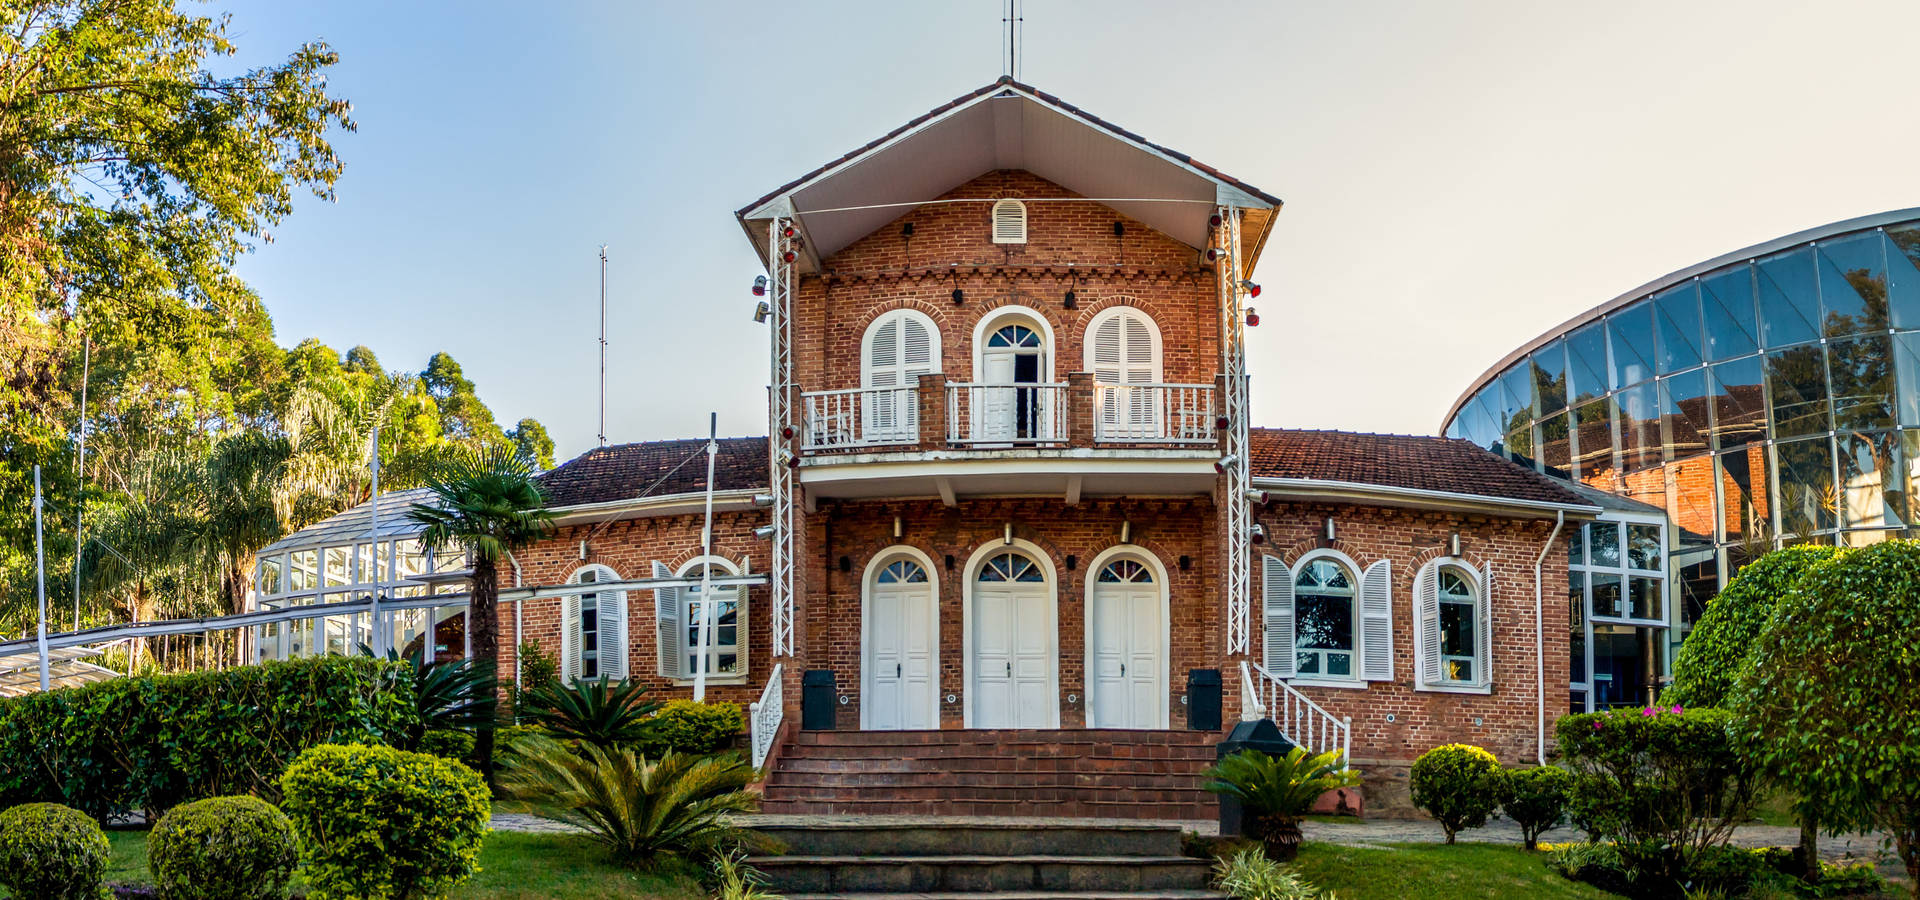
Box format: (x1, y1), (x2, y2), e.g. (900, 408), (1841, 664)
(757, 797), (1215, 819)
(763, 784), (1208, 804)
(779, 746), (1217, 762)
(785, 892), (1228, 900)
(749, 854), (1213, 895)
(794, 728), (1217, 744)
(753, 820), (1185, 857)
(775, 757), (1209, 775)
(769, 770), (1205, 790)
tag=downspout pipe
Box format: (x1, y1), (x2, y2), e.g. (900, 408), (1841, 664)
(508, 551), (524, 698)
(1533, 510), (1566, 766)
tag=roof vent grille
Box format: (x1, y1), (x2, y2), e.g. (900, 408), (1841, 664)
(991, 198), (1027, 244)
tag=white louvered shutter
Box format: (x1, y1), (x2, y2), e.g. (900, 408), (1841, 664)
(1416, 564), (1442, 687)
(560, 593), (582, 683)
(1091, 309), (1161, 436)
(864, 313), (936, 441)
(1262, 555), (1295, 678)
(1478, 562), (1495, 688)
(992, 198), (1027, 243)
(600, 585), (628, 681)
(1361, 559), (1394, 682)
(653, 561), (684, 679)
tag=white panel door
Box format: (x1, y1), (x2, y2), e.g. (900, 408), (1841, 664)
(973, 587), (1018, 724)
(1011, 587), (1053, 727)
(867, 579), (936, 730)
(978, 352), (1017, 442)
(1090, 579), (1164, 729)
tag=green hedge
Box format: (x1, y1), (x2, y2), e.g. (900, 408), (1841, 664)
(0, 655), (415, 820)
(279, 743), (491, 900)
(637, 700), (745, 758)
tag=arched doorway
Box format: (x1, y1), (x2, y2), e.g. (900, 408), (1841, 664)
(1085, 551), (1169, 729)
(972, 308), (1055, 444)
(862, 550), (939, 730)
(967, 544), (1059, 728)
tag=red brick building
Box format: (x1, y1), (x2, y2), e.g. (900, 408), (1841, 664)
(495, 80), (1639, 816)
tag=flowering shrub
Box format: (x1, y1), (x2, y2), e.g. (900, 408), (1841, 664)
(1409, 744), (1503, 843)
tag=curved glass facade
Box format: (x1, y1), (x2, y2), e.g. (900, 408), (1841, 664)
(1446, 211), (1920, 592)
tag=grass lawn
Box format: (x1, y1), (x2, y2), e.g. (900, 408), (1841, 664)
(1289, 841), (1622, 900)
(64, 829), (706, 900)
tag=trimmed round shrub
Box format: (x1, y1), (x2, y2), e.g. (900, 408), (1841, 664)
(418, 729), (476, 762)
(278, 743), (491, 900)
(0, 802), (109, 900)
(1409, 744), (1502, 843)
(149, 795), (299, 900)
(1667, 544), (1838, 707)
(637, 700), (744, 758)
(1499, 766), (1572, 850)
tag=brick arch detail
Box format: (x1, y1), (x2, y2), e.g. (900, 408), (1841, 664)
(1407, 545), (1492, 573)
(1068, 293), (1171, 338)
(857, 297), (954, 335)
(1276, 538), (1381, 570)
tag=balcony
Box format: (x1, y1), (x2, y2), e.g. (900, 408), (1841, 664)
(798, 377), (1217, 454)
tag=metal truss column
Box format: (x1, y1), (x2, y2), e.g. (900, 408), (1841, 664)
(1218, 207), (1252, 658)
(767, 218), (797, 659)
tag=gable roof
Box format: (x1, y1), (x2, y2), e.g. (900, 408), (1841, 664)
(1249, 428), (1596, 511)
(538, 438), (768, 509)
(737, 77), (1280, 273)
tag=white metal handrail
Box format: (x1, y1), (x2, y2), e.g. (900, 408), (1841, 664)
(801, 387), (920, 450)
(1094, 383), (1216, 443)
(1240, 660), (1353, 767)
(748, 663), (784, 770)
(946, 382), (1069, 444)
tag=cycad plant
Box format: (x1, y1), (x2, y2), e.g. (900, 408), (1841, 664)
(497, 735), (758, 867)
(365, 645), (497, 751)
(520, 676), (660, 749)
(1203, 747), (1360, 861)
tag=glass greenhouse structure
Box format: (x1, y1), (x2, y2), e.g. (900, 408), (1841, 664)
(1444, 208), (1920, 709)
(251, 488), (470, 663)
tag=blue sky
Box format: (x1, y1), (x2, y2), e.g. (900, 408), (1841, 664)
(222, 1), (1920, 461)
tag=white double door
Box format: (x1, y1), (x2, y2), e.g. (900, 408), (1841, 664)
(865, 579), (937, 730)
(971, 580), (1057, 728)
(1088, 579), (1165, 729)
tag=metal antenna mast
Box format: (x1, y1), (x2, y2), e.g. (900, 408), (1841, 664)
(1002, 0), (1022, 79)
(34, 466), (49, 690)
(72, 336), (88, 630)
(598, 245), (609, 447)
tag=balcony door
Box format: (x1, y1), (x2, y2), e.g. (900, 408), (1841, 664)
(977, 322), (1046, 443)
(1087, 305), (1163, 440)
(862, 310), (938, 444)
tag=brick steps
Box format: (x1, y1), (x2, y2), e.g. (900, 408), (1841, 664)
(760, 729), (1220, 820)
(750, 855), (1212, 895)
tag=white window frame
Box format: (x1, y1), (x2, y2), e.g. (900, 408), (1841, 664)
(1289, 549), (1366, 687)
(860, 309), (941, 442)
(1414, 558), (1493, 694)
(673, 555), (748, 685)
(562, 564), (627, 684)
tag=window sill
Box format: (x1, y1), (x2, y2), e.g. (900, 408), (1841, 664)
(671, 675), (749, 688)
(1416, 682), (1494, 695)
(1288, 678), (1369, 691)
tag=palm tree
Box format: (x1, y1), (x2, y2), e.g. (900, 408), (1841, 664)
(407, 445), (552, 778)
(189, 432), (292, 619)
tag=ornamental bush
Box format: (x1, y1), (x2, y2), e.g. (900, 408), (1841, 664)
(0, 655), (414, 821)
(0, 802), (110, 900)
(637, 700), (746, 758)
(1408, 744), (1502, 843)
(1667, 545), (1838, 708)
(278, 743), (491, 900)
(1731, 539), (1920, 897)
(148, 795), (299, 900)
(1556, 705), (1760, 891)
(418, 729), (477, 763)
(1498, 766), (1572, 850)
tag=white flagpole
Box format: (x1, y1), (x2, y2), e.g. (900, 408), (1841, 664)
(693, 413), (718, 701)
(35, 466), (50, 691)
(367, 425), (384, 657)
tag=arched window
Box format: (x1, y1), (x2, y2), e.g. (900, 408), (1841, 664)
(1417, 559), (1491, 690)
(673, 557), (743, 680)
(1085, 306), (1164, 438)
(861, 310), (939, 442)
(1294, 557), (1358, 680)
(876, 558), (929, 583)
(977, 551), (1045, 582)
(1097, 558), (1155, 583)
(991, 198), (1027, 244)
(562, 564), (627, 683)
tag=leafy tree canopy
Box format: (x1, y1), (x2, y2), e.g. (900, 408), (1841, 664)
(1666, 545), (1839, 707)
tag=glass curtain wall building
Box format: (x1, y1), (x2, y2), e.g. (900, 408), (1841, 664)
(1445, 209), (1920, 703)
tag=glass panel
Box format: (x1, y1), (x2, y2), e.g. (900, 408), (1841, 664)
(1881, 226), (1920, 329)
(1677, 558), (1717, 626)
(1627, 524), (1663, 570)
(1568, 572), (1587, 683)
(433, 546), (466, 573)
(1588, 522), (1621, 568)
(1895, 333), (1920, 428)
(1498, 364), (1536, 432)
(1532, 341), (1568, 415)
(1817, 233), (1888, 337)
(1628, 577), (1662, 620)
(325, 547), (350, 587)
(1462, 394), (1502, 450)
(1702, 266), (1759, 361)
(1660, 369), (1711, 460)
(1592, 624), (1662, 709)
(1568, 527), (1584, 567)
(1591, 573), (1623, 618)
(1708, 357), (1767, 449)
(1504, 421), (1535, 467)
(1617, 382), (1659, 473)
(1566, 322), (1611, 403)
(1610, 303), (1657, 389)
(290, 550), (317, 591)
(1653, 283), (1704, 374)
(1777, 437), (1837, 537)
(1574, 397), (1617, 485)
(395, 540), (426, 580)
(1439, 598), (1475, 681)
(1829, 334), (1896, 430)
(1536, 412), (1571, 476)
(1766, 345), (1830, 438)
(1666, 456), (1719, 539)
(1757, 248), (1820, 348)
(1570, 691), (1590, 715)
(259, 557), (283, 596)
(1839, 431), (1907, 530)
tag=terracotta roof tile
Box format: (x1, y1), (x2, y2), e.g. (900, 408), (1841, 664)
(1249, 428), (1592, 508)
(538, 437), (767, 509)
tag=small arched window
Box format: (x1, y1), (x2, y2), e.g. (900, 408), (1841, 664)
(1097, 558), (1155, 583)
(977, 552), (1044, 582)
(860, 310), (940, 442)
(562, 564), (627, 683)
(1416, 559), (1492, 690)
(991, 198), (1027, 244)
(877, 558), (929, 583)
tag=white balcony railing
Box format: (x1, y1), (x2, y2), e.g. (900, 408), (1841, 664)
(1241, 660), (1352, 766)
(801, 387), (920, 451)
(946, 382), (1069, 445)
(748, 663), (783, 770)
(1093, 383), (1216, 444)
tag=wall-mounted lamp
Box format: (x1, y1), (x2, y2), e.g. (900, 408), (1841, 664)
(578, 540), (589, 561)
(1003, 523), (1013, 545)
(893, 515), (903, 539)
(1214, 454), (1239, 474)
(1325, 518), (1337, 541)
(1450, 532), (1462, 557)
(1245, 307), (1260, 327)
(752, 493), (774, 508)
(951, 288), (965, 305)
(1179, 555), (1192, 571)
(1120, 520), (1132, 544)
(752, 524), (775, 540)
(838, 556), (851, 573)
(1063, 289), (1077, 308)
(944, 554), (956, 571)
(1204, 246), (1227, 263)
(1065, 554), (1078, 571)
(900, 222), (914, 237)
(751, 275), (767, 296)
(1245, 488), (1268, 505)
(1250, 523), (1267, 545)
(1112, 221), (1125, 237)
(753, 301), (771, 323)
(1240, 279), (1262, 298)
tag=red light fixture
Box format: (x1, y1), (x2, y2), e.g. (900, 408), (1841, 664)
(782, 250), (796, 263)
(1241, 280), (1262, 298)
(1203, 247), (1225, 263)
(780, 426), (795, 440)
(1246, 308), (1260, 327)
(782, 225), (796, 238)
(1208, 213), (1222, 228)
(1215, 415), (1230, 430)
(752, 275), (767, 297)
